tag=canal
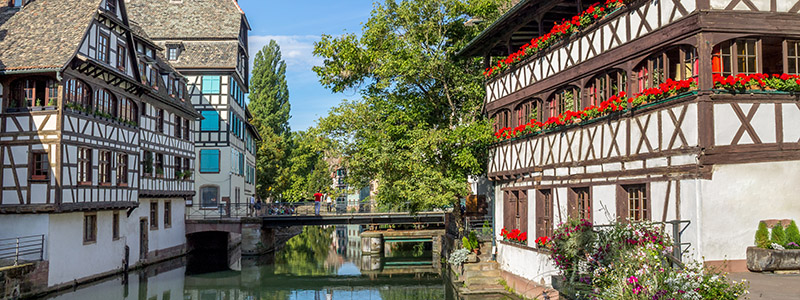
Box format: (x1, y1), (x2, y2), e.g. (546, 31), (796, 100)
(40, 226), (462, 300)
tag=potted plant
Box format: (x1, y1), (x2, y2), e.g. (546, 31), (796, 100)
(155, 167), (164, 178)
(462, 231), (479, 254)
(747, 220), (800, 272)
(48, 98), (57, 106)
(183, 170), (193, 180)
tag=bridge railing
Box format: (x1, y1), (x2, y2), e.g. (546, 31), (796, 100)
(185, 200), (383, 220)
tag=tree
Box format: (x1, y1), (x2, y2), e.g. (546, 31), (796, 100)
(279, 130), (333, 202)
(249, 40), (291, 200)
(313, 0), (508, 211)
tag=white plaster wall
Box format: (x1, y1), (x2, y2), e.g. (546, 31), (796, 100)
(592, 184), (617, 225)
(127, 198), (187, 257)
(195, 146), (232, 204)
(698, 161), (800, 262)
(494, 184), (504, 236)
(679, 179), (701, 263)
(47, 211), (127, 286)
(554, 187), (568, 225)
(497, 243), (559, 286)
(0, 214), (49, 260)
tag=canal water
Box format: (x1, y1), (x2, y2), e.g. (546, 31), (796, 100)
(41, 226), (461, 300)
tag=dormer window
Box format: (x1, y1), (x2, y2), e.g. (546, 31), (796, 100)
(106, 0), (117, 13)
(167, 46), (179, 61)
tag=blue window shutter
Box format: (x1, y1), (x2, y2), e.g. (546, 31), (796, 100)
(201, 76), (220, 94)
(199, 150), (219, 173)
(239, 153), (244, 176)
(200, 111), (219, 131)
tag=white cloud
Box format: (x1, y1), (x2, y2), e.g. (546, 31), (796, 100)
(248, 35), (323, 70)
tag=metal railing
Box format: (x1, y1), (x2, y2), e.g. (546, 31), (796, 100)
(0, 235), (44, 266)
(594, 219), (691, 266)
(185, 201), (382, 220)
(465, 215), (494, 239)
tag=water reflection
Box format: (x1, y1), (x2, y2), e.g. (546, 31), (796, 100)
(42, 225), (454, 300)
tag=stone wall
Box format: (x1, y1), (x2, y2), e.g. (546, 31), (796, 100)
(0, 261), (48, 299)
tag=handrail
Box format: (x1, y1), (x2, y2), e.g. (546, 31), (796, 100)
(0, 234), (44, 266)
(184, 200), (438, 220)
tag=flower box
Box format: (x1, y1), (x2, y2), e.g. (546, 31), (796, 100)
(746, 246), (800, 272)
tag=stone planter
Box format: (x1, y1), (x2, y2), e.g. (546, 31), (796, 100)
(746, 246), (800, 272)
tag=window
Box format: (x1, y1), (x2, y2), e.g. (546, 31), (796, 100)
(30, 152), (49, 181)
(536, 189), (553, 240)
(164, 201), (171, 228)
(587, 70), (626, 106)
(106, 0), (116, 12)
(167, 46), (179, 61)
(199, 150), (220, 173)
(492, 109), (510, 132)
(175, 115), (182, 139)
(143, 151), (153, 176)
(569, 187), (592, 223)
(78, 147), (92, 185)
(112, 212), (120, 240)
(95, 89), (116, 117)
(200, 110), (220, 131)
(155, 153), (164, 178)
(200, 186), (219, 208)
(65, 79), (92, 108)
(98, 150), (112, 185)
(83, 213), (97, 243)
(150, 202), (158, 229)
(117, 98), (137, 124)
(116, 43), (127, 72)
(174, 156), (183, 179)
(117, 153), (128, 186)
(157, 109), (164, 133)
(619, 184), (649, 222)
(183, 157), (190, 179)
(514, 99), (538, 127)
(788, 40), (800, 75)
(550, 86), (580, 116)
(98, 32), (110, 63)
(150, 67), (158, 89)
(201, 76), (221, 94)
(183, 119), (190, 140)
(713, 40), (758, 76)
(10, 78), (58, 108)
(503, 190), (527, 233)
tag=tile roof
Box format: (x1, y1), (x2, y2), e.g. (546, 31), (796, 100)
(157, 40), (238, 69)
(0, 0), (101, 72)
(126, 0), (243, 40)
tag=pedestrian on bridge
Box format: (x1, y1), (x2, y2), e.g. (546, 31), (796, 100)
(314, 190), (323, 216)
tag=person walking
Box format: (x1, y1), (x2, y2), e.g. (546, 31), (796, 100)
(313, 190), (323, 216)
(254, 198), (262, 216)
(326, 194), (332, 212)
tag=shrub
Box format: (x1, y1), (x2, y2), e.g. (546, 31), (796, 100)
(786, 220), (800, 248)
(755, 221), (770, 249)
(462, 231), (478, 251)
(771, 221), (787, 247)
(447, 248), (470, 267)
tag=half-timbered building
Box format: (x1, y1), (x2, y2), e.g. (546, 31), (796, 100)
(127, 0), (257, 214)
(0, 0), (199, 288)
(459, 0), (800, 285)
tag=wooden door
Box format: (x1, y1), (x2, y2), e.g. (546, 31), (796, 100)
(139, 218), (148, 260)
(503, 191), (516, 230)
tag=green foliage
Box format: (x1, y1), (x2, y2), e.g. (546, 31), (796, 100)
(313, 0), (508, 210)
(771, 221), (787, 247)
(279, 131), (333, 202)
(249, 40), (292, 200)
(755, 221), (770, 249)
(462, 231), (478, 251)
(786, 220), (800, 248)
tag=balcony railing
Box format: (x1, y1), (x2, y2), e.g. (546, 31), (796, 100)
(485, 0), (698, 104)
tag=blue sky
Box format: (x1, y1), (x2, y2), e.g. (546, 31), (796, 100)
(238, 0), (373, 131)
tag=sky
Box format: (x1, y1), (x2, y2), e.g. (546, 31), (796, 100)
(237, 0), (373, 131)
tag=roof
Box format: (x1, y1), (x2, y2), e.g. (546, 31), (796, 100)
(158, 40), (239, 69)
(126, 0), (244, 40)
(0, 0), (102, 72)
(457, 0), (589, 57)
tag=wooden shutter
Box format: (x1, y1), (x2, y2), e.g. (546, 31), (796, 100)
(567, 188), (577, 220)
(616, 185), (628, 222)
(518, 190), (528, 233)
(503, 191), (515, 230)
